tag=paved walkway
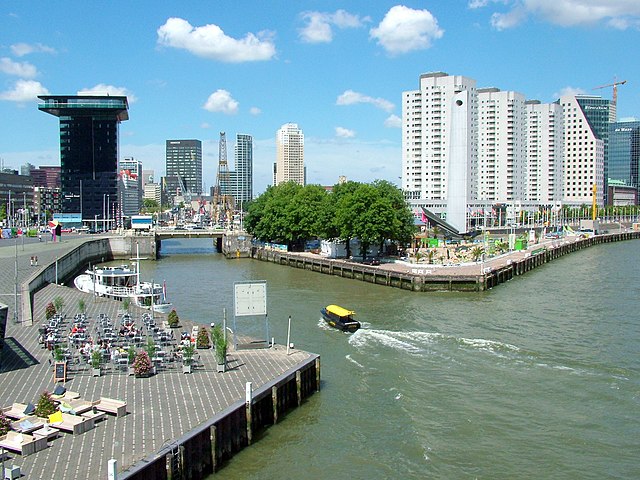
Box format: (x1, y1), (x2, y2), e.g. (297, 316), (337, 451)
(0, 236), (312, 479)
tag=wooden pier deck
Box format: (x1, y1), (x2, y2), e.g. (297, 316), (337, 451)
(0, 237), (316, 479)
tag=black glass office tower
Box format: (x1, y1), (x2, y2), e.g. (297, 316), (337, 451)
(609, 121), (640, 190)
(38, 95), (129, 222)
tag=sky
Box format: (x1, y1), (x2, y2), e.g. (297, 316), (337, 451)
(1, 1), (639, 195)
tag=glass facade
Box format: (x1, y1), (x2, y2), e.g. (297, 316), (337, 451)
(576, 97), (612, 202)
(38, 95), (129, 222)
(165, 140), (202, 195)
(232, 134), (253, 204)
(609, 121), (640, 190)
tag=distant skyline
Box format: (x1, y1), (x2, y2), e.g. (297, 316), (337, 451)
(1, 1), (639, 195)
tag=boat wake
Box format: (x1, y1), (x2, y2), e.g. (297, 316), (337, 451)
(346, 328), (625, 379)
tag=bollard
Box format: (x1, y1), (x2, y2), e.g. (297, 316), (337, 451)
(245, 382), (253, 445)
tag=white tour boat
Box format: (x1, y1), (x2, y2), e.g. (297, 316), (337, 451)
(74, 248), (173, 314)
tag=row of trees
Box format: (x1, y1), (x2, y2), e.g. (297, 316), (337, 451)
(244, 180), (416, 258)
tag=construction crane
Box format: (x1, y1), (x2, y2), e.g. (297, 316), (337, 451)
(593, 79), (627, 104)
(214, 132), (234, 228)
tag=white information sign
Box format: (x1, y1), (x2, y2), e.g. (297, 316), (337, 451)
(234, 281), (267, 317)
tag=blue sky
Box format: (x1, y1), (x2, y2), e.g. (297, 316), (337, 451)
(1, 1), (639, 195)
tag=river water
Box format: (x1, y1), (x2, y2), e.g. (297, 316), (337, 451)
(137, 239), (639, 479)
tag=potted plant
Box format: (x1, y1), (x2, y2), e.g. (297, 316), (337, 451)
(167, 309), (180, 328)
(213, 325), (227, 373)
(53, 296), (64, 318)
(53, 344), (66, 362)
(132, 350), (153, 377)
(34, 391), (57, 418)
(91, 350), (102, 377)
(196, 326), (211, 349)
(182, 344), (195, 374)
(45, 302), (56, 320)
(127, 346), (136, 375)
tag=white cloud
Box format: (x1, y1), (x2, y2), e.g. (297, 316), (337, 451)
(473, 0), (640, 29)
(336, 89), (394, 112)
(370, 5), (443, 55)
(203, 89), (239, 115)
(10, 42), (57, 57)
(157, 17), (276, 62)
(249, 106), (262, 116)
(299, 9), (369, 43)
(384, 114), (402, 128)
(335, 126), (356, 138)
(0, 57), (37, 78)
(554, 86), (587, 98)
(0, 79), (49, 102)
(77, 84), (138, 103)
(201, 122), (212, 129)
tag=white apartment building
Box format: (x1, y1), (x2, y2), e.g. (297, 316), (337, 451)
(275, 123), (305, 186)
(560, 95), (606, 205)
(402, 72), (477, 232)
(477, 88), (527, 204)
(526, 101), (563, 205)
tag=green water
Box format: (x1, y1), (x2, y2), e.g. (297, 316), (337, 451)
(139, 239), (640, 479)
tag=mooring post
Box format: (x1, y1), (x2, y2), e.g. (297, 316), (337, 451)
(165, 454), (173, 480)
(210, 425), (218, 472)
(178, 444), (186, 480)
(315, 357), (321, 391)
(272, 385), (279, 424)
(296, 370), (302, 406)
(245, 382), (253, 445)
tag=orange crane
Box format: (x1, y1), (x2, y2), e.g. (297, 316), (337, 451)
(593, 79), (627, 103)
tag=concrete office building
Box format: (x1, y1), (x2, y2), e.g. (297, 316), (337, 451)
(477, 88), (527, 204)
(560, 95), (609, 206)
(275, 123), (305, 186)
(165, 140), (202, 195)
(526, 101), (564, 204)
(38, 95), (129, 221)
(402, 72), (478, 232)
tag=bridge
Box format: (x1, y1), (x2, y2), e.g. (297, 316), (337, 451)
(153, 228), (226, 241)
(151, 228), (253, 258)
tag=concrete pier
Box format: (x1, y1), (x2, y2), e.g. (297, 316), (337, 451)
(0, 236), (319, 479)
(252, 231), (640, 292)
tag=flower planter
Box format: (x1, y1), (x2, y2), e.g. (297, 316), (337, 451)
(182, 364), (192, 374)
(128, 367), (135, 376)
(216, 362), (226, 373)
(92, 368), (101, 377)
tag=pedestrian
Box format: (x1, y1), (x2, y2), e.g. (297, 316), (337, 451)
(35, 256), (38, 266)
(38, 232), (42, 242)
(30, 256), (34, 267)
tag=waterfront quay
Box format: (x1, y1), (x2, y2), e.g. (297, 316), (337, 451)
(252, 230), (640, 292)
(0, 236), (320, 479)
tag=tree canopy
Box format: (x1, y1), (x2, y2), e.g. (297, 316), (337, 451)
(244, 180), (416, 253)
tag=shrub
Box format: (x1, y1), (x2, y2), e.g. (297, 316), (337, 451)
(45, 302), (56, 320)
(91, 350), (102, 369)
(128, 346), (136, 364)
(133, 350), (153, 376)
(53, 296), (64, 314)
(145, 338), (156, 358)
(212, 325), (227, 364)
(78, 298), (86, 314)
(0, 412), (11, 436)
(34, 391), (57, 417)
(167, 309), (179, 327)
(196, 327), (210, 349)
